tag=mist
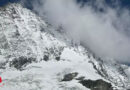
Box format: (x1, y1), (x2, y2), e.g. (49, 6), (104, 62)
(22, 0), (130, 63)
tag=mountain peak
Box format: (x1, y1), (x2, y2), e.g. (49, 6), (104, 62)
(0, 3), (129, 90)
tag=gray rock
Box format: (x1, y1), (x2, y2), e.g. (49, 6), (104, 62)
(62, 72), (78, 81)
(79, 79), (113, 90)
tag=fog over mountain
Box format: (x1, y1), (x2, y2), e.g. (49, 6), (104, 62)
(0, 1), (130, 89)
(20, 0), (130, 64)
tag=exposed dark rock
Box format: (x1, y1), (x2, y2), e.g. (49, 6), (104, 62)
(76, 76), (85, 81)
(40, 28), (45, 32)
(62, 72), (78, 81)
(43, 47), (64, 61)
(89, 60), (108, 78)
(10, 56), (36, 70)
(79, 79), (113, 90)
(0, 62), (7, 69)
(15, 30), (20, 37)
(43, 55), (49, 61)
(55, 56), (60, 61)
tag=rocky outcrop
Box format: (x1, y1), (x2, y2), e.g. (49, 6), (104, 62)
(79, 79), (113, 90)
(10, 56), (36, 70)
(62, 72), (78, 81)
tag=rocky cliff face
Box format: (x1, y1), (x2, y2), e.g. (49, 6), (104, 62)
(0, 3), (129, 90)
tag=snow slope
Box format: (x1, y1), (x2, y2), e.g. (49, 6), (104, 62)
(0, 3), (129, 90)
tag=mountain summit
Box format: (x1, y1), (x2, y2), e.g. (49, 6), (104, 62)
(0, 3), (129, 90)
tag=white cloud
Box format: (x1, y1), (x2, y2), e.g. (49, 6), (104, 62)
(24, 0), (130, 63)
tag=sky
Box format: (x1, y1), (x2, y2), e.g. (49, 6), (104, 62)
(0, 0), (20, 6)
(1, 0), (130, 64)
(0, 0), (130, 8)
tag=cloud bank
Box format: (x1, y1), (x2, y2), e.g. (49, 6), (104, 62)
(22, 0), (130, 63)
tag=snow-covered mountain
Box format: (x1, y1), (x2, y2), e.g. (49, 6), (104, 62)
(0, 3), (129, 90)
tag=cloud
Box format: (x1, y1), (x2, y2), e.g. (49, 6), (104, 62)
(22, 0), (130, 63)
